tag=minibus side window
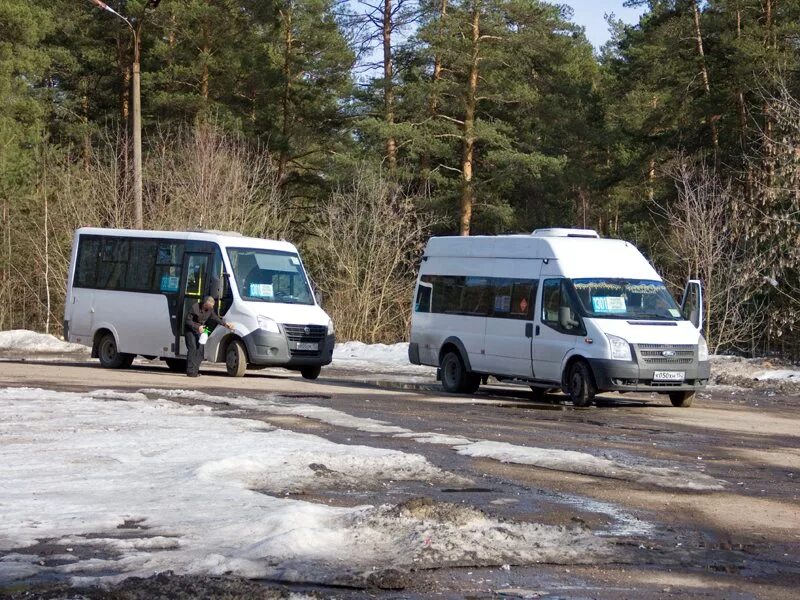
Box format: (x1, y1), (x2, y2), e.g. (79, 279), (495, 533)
(542, 279), (583, 334)
(415, 283), (432, 313)
(74, 237), (100, 288)
(125, 240), (158, 291)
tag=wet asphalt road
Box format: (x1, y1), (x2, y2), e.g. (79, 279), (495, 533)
(1, 357), (798, 599)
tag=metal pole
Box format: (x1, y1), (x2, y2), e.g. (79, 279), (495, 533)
(132, 34), (143, 229)
(88, 1), (143, 229)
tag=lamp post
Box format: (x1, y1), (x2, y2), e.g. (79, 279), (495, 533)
(89, 0), (143, 229)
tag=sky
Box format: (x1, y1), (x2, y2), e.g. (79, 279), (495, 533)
(566, 0), (647, 49)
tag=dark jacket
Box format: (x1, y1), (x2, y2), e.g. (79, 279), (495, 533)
(185, 302), (226, 334)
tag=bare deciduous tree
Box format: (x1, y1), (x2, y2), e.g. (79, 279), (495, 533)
(310, 167), (431, 343)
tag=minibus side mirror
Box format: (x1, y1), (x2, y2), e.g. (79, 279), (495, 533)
(680, 279), (704, 331)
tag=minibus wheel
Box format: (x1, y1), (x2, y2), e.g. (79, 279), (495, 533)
(669, 391), (695, 407)
(301, 366), (322, 380)
(97, 333), (134, 369)
(441, 351), (480, 394)
(225, 340), (248, 377)
(567, 361), (595, 407)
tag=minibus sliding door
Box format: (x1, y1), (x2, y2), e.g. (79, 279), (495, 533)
(176, 252), (211, 356)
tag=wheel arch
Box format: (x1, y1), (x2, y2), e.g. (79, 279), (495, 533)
(438, 337), (472, 372)
(216, 333), (248, 364)
(561, 353), (597, 391)
(91, 325), (119, 358)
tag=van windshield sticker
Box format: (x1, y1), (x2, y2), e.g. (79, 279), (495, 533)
(494, 295), (511, 313)
(249, 283), (274, 299)
(669, 308), (681, 317)
(289, 256), (300, 265)
(592, 296), (627, 313)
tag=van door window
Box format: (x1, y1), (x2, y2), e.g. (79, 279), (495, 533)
(415, 282), (432, 313)
(542, 279), (583, 334)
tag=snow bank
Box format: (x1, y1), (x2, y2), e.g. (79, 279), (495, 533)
(710, 355), (800, 390)
(0, 329), (88, 354)
(332, 341), (435, 374)
(0, 387), (611, 586)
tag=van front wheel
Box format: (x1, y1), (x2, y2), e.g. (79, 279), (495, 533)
(225, 340), (248, 377)
(301, 366), (321, 380)
(669, 391), (695, 407)
(567, 361), (595, 407)
(441, 351), (480, 394)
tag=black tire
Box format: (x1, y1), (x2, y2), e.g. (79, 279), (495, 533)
(97, 333), (134, 369)
(669, 391), (695, 407)
(440, 351), (480, 394)
(165, 358), (187, 373)
(225, 340), (248, 377)
(301, 365), (322, 380)
(566, 361), (595, 407)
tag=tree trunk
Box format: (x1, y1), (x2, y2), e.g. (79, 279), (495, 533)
(383, 0), (397, 170)
(459, 2), (480, 236)
(690, 0), (719, 149)
(278, 6), (294, 186)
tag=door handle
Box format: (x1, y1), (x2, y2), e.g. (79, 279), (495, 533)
(535, 325), (540, 336)
(525, 323), (533, 338)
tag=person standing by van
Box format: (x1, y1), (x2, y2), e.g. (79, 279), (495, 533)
(185, 296), (234, 377)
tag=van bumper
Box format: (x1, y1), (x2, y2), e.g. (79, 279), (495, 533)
(242, 330), (335, 368)
(587, 359), (711, 393)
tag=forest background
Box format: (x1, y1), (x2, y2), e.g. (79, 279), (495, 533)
(1, 0), (798, 356)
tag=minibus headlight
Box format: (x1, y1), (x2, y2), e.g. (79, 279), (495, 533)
(698, 337), (709, 362)
(257, 316), (280, 333)
(607, 334), (632, 361)
(327, 319), (335, 335)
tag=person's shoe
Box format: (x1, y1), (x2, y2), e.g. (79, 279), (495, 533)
(187, 373), (199, 378)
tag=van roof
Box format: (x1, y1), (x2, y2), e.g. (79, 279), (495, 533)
(423, 233), (661, 280)
(75, 227), (298, 253)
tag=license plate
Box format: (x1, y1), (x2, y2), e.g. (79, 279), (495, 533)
(296, 342), (318, 351)
(653, 371), (685, 382)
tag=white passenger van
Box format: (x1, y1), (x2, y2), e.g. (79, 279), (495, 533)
(64, 228), (334, 378)
(409, 228), (709, 407)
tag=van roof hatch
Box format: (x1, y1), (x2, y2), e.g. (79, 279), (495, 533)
(531, 228), (600, 238)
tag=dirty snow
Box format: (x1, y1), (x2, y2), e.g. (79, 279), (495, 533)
(0, 387), (611, 587)
(710, 355), (800, 389)
(0, 329), (88, 354)
(455, 441), (724, 491)
(138, 388), (725, 492)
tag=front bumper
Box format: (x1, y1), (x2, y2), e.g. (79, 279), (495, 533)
(587, 358), (711, 393)
(243, 329), (335, 367)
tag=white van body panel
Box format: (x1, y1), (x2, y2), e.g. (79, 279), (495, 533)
(410, 230), (710, 395)
(64, 228), (334, 372)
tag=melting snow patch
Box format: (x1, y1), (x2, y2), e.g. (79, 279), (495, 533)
(0, 329), (88, 354)
(0, 387), (610, 587)
(332, 341), (435, 375)
(455, 440), (725, 491)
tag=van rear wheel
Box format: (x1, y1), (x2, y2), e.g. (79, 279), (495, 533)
(669, 391), (695, 407)
(98, 333), (134, 369)
(225, 340), (248, 377)
(441, 351), (480, 394)
(566, 361), (595, 407)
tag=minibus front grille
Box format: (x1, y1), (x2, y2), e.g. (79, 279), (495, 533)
(283, 324), (328, 356)
(636, 344), (695, 365)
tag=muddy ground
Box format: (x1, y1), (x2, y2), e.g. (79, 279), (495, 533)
(0, 356), (798, 599)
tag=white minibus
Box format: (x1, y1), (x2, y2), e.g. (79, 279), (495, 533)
(64, 228), (334, 378)
(409, 228), (709, 407)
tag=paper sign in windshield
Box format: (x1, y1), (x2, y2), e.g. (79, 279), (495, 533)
(592, 296), (627, 313)
(669, 308), (681, 318)
(160, 275), (179, 293)
(249, 283), (274, 299)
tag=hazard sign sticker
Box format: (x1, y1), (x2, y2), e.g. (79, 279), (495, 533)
(519, 297), (529, 313)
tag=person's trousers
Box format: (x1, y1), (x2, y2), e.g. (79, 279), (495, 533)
(185, 331), (203, 376)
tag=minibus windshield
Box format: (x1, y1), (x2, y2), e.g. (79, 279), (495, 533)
(227, 248), (314, 305)
(572, 278), (682, 321)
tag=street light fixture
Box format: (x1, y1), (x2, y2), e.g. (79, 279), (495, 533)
(88, 0), (144, 229)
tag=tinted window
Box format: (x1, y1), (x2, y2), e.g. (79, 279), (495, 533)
(125, 240), (158, 291)
(97, 238), (129, 290)
(419, 275), (537, 320)
(542, 279), (583, 333)
(74, 237), (100, 288)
